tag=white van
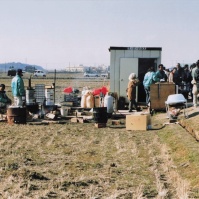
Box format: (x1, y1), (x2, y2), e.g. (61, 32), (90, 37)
(34, 70), (46, 77)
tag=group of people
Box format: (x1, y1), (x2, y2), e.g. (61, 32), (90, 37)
(126, 64), (168, 112)
(166, 61), (199, 108)
(126, 61), (199, 112)
(0, 69), (25, 114)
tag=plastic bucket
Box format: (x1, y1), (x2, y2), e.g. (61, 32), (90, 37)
(93, 107), (108, 123)
(7, 106), (26, 124)
(60, 106), (69, 116)
(104, 95), (114, 114)
(26, 103), (39, 114)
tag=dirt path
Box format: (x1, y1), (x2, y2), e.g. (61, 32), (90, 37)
(1, 110), (199, 198)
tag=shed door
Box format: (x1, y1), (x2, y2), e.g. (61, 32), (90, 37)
(120, 58), (138, 101)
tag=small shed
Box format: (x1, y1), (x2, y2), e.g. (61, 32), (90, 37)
(109, 46), (162, 103)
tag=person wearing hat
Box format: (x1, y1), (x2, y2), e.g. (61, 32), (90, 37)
(0, 84), (12, 113)
(11, 69), (25, 106)
(126, 73), (141, 112)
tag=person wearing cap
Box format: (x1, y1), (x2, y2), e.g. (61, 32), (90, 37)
(143, 66), (159, 107)
(0, 84), (12, 113)
(126, 73), (141, 112)
(11, 69), (25, 106)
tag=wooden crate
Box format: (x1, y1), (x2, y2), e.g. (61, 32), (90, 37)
(150, 83), (176, 110)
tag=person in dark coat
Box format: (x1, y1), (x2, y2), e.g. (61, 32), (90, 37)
(156, 64), (168, 82)
(173, 63), (184, 86)
(126, 73), (141, 112)
(0, 84), (12, 113)
(182, 64), (192, 99)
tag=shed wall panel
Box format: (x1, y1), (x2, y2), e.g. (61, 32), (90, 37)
(134, 50), (143, 57)
(150, 50), (160, 57)
(142, 50), (151, 58)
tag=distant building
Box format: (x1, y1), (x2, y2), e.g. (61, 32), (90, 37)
(65, 65), (84, 72)
(25, 66), (36, 73)
(65, 64), (109, 73)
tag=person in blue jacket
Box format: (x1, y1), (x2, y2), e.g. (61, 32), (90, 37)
(11, 69), (25, 106)
(143, 67), (159, 107)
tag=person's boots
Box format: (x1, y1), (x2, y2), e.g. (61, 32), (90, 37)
(136, 106), (142, 112)
(128, 101), (132, 112)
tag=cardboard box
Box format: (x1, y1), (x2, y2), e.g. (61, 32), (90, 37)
(126, 113), (151, 130)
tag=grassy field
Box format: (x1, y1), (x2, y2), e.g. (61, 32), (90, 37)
(1, 73), (199, 198)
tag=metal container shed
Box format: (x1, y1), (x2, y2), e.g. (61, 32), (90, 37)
(109, 46), (162, 103)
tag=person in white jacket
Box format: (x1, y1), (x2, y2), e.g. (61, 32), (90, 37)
(168, 67), (177, 83)
(192, 61), (199, 107)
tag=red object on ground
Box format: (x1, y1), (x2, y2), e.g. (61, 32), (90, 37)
(92, 86), (108, 96)
(92, 88), (101, 96)
(101, 86), (108, 95)
(63, 87), (73, 93)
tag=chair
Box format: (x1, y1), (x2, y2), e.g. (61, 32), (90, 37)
(165, 94), (188, 119)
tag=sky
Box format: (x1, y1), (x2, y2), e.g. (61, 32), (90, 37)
(0, 0), (199, 70)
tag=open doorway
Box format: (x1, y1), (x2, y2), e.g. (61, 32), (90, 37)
(138, 58), (157, 102)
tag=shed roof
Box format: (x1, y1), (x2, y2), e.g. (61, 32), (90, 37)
(109, 46), (162, 51)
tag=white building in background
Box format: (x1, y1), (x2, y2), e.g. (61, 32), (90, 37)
(65, 64), (109, 73)
(65, 65), (84, 72)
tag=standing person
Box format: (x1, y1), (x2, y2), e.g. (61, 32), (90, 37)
(143, 67), (159, 107)
(11, 69), (25, 106)
(164, 67), (170, 81)
(126, 73), (141, 112)
(168, 67), (177, 83)
(182, 64), (192, 99)
(192, 60), (199, 107)
(189, 63), (196, 100)
(156, 64), (168, 82)
(173, 63), (184, 86)
(0, 84), (12, 113)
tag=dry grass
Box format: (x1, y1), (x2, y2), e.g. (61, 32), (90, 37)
(1, 73), (199, 198)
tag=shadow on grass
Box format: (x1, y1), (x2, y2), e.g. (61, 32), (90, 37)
(187, 112), (199, 118)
